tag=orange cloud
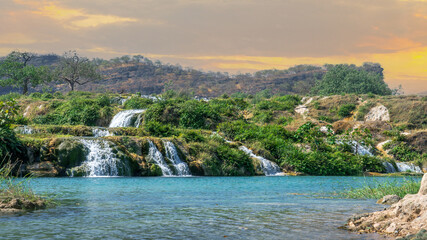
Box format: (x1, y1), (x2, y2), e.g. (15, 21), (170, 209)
(415, 13), (427, 19)
(14, 0), (139, 29)
(357, 37), (422, 51)
(0, 33), (37, 45)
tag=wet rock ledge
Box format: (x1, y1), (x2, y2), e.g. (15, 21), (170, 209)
(346, 174), (427, 239)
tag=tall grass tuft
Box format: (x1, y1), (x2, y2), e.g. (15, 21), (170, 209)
(340, 178), (421, 199)
(0, 157), (50, 210)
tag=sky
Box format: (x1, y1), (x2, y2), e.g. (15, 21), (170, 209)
(0, 0), (426, 94)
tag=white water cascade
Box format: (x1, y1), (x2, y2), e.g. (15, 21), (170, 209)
(337, 140), (373, 156)
(147, 140), (173, 176)
(80, 139), (127, 177)
(164, 141), (191, 176)
(109, 109), (146, 128)
(239, 146), (283, 176)
(396, 162), (423, 173)
(92, 127), (113, 137)
(382, 162), (397, 173)
(15, 125), (34, 134)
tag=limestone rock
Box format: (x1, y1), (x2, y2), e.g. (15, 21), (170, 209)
(365, 104), (390, 122)
(377, 195), (401, 205)
(346, 173), (427, 237)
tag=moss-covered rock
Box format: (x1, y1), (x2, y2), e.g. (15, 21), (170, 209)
(55, 139), (86, 169)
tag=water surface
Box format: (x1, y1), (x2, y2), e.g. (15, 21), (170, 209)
(0, 176), (408, 240)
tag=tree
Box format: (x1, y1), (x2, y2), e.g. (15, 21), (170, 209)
(0, 51), (52, 95)
(55, 51), (102, 91)
(312, 64), (392, 95)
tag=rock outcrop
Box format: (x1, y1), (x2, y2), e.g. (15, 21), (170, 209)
(347, 174), (427, 237)
(365, 104), (390, 122)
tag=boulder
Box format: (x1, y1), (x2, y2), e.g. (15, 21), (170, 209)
(347, 173), (427, 237)
(56, 139), (86, 168)
(377, 195), (401, 205)
(365, 104), (390, 122)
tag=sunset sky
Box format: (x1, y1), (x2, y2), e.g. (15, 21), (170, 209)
(0, 0), (426, 94)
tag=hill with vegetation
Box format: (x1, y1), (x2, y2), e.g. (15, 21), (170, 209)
(0, 90), (426, 177)
(0, 53), (387, 97)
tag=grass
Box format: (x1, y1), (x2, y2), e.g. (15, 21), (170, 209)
(339, 178), (421, 199)
(0, 158), (52, 210)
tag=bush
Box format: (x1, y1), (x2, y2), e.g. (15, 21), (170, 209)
(124, 96), (153, 109)
(144, 121), (176, 137)
(41, 92), (53, 100)
(53, 91), (64, 99)
(338, 104), (356, 118)
(29, 92), (42, 99)
(179, 100), (219, 129)
(0, 92), (22, 101)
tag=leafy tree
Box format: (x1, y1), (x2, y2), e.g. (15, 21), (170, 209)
(55, 51), (102, 91)
(0, 100), (21, 159)
(0, 51), (52, 94)
(312, 64), (392, 95)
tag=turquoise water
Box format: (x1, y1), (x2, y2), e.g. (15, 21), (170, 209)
(0, 176), (409, 240)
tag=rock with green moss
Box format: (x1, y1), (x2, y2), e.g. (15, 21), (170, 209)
(56, 139), (86, 168)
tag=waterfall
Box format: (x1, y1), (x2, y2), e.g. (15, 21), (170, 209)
(337, 140), (373, 156)
(79, 139), (129, 177)
(163, 141), (191, 176)
(396, 162), (422, 173)
(109, 109), (145, 128)
(383, 162), (397, 173)
(92, 127), (113, 137)
(15, 125), (34, 134)
(147, 140), (173, 176)
(239, 146), (283, 176)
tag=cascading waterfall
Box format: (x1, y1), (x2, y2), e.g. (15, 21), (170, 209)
(396, 162), (422, 173)
(337, 140), (373, 156)
(109, 109), (146, 128)
(382, 162), (397, 173)
(163, 141), (191, 176)
(79, 139), (128, 177)
(147, 140), (173, 176)
(15, 125), (34, 134)
(239, 146), (283, 176)
(92, 127), (113, 137)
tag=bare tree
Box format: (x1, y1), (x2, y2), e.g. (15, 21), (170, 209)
(55, 51), (102, 91)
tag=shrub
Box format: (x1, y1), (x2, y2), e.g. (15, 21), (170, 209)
(144, 121), (176, 137)
(41, 92), (53, 100)
(179, 100), (219, 129)
(338, 104), (356, 118)
(53, 91), (64, 99)
(124, 96), (153, 109)
(29, 92), (42, 98)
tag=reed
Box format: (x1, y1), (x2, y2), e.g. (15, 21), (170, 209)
(340, 178), (421, 199)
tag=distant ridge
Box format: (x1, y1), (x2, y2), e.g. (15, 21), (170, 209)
(0, 54), (385, 97)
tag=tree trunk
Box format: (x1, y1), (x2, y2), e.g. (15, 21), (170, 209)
(70, 82), (74, 91)
(22, 79), (28, 95)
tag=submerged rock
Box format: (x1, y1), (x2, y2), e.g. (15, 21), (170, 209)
(346, 174), (427, 237)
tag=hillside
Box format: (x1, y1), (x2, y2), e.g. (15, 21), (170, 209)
(1, 92), (426, 177)
(0, 54), (384, 97)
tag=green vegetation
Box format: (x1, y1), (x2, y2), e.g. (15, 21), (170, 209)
(0, 160), (50, 210)
(312, 64), (392, 96)
(0, 51), (52, 95)
(338, 104), (356, 118)
(340, 178), (421, 199)
(1, 88), (427, 177)
(0, 100), (22, 159)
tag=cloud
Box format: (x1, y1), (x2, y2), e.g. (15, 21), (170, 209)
(0, 33), (37, 45)
(357, 37), (423, 51)
(14, 0), (139, 29)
